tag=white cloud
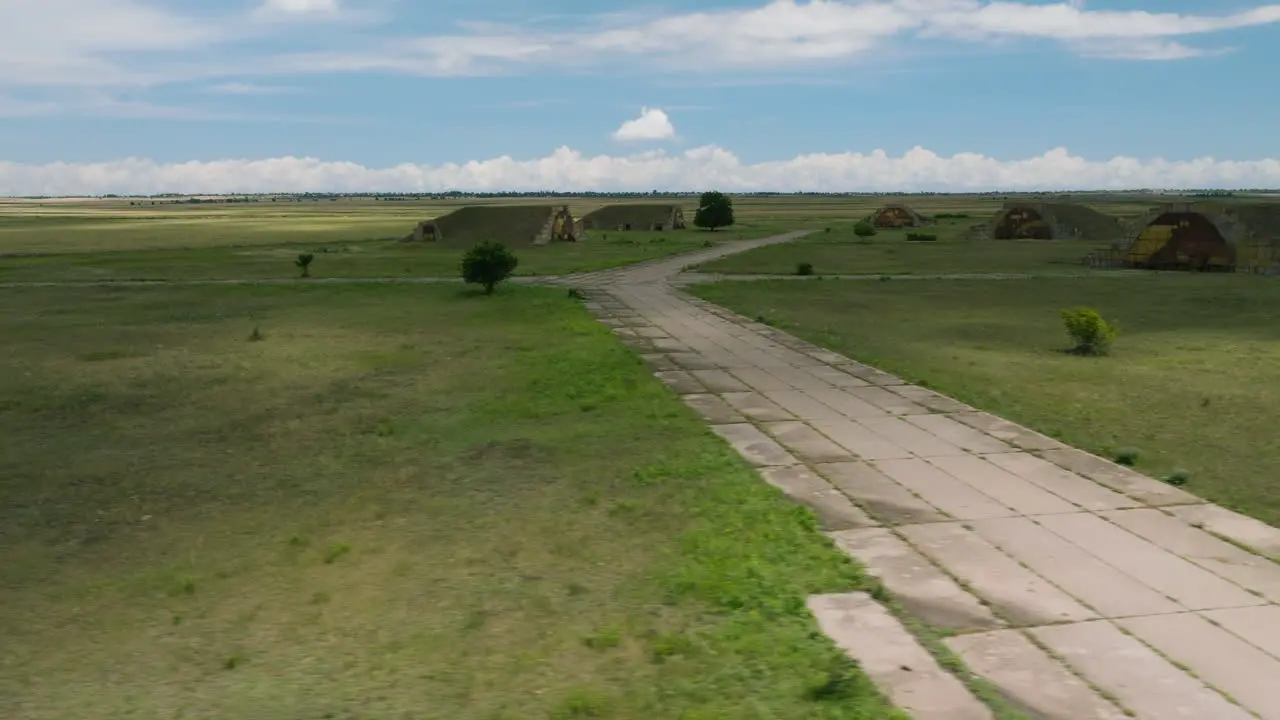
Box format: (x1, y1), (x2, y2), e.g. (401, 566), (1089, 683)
(3, 146), (1279, 196)
(612, 107), (676, 142)
(253, 0), (341, 20)
(0, 0), (1277, 99)
(318, 0), (1280, 76)
(0, 0), (224, 87)
(204, 82), (299, 95)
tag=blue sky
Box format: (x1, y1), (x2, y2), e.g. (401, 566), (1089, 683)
(2, 0), (1280, 193)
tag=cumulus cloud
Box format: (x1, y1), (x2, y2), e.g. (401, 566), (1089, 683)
(3, 146), (1279, 196)
(612, 108), (676, 142)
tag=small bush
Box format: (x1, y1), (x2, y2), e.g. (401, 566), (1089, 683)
(853, 221), (877, 237)
(323, 541), (352, 564)
(581, 628), (621, 650)
(461, 241), (519, 295)
(566, 287), (587, 300)
(1166, 469), (1192, 486)
(1061, 307), (1119, 356)
(1114, 447), (1140, 466)
(247, 326), (264, 342)
(906, 233), (938, 242)
(295, 253), (314, 278)
(796, 262), (815, 276)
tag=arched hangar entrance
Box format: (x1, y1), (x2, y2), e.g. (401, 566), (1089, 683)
(1127, 211), (1235, 270)
(993, 206), (1053, 239)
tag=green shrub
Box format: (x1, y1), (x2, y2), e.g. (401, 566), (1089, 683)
(906, 233), (938, 242)
(796, 262), (815, 276)
(1114, 447), (1140, 466)
(461, 241), (519, 295)
(1060, 307), (1119, 356)
(295, 252), (314, 278)
(1166, 469), (1192, 486)
(853, 221), (876, 237)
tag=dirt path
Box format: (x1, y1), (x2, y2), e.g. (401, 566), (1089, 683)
(569, 232), (1280, 720)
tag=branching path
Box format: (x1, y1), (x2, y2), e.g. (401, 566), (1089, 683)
(564, 232), (1280, 720)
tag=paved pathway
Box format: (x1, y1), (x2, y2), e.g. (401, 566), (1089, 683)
(567, 232), (1280, 720)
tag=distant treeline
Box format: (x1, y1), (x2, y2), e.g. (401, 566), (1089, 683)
(29, 188), (1279, 201)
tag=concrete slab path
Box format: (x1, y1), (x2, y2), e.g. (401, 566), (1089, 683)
(566, 231), (1280, 719)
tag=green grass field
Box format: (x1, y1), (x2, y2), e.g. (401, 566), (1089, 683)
(697, 220), (1110, 276)
(0, 231), (728, 282)
(0, 199), (801, 280)
(692, 273), (1280, 526)
(0, 282), (903, 720)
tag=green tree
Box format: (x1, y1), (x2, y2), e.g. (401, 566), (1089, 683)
(461, 241), (519, 295)
(295, 253), (314, 278)
(853, 221), (876, 237)
(694, 191), (735, 231)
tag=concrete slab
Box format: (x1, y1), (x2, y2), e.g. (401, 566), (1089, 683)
(890, 386), (975, 414)
(1119, 612), (1280, 719)
(835, 364), (906, 386)
(811, 418), (913, 461)
(969, 516), (1184, 619)
(634, 326), (670, 338)
(761, 389), (850, 422)
(847, 386), (928, 415)
(802, 364), (871, 388)
(718, 391), (795, 422)
(1035, 513), (1264, 611)
(726, 367), (792, 392)
(803, 348), (854, 365)
(619, 336), (656, 352)
(926, 455), (1079, 516)
(759, 466), (875, 530)
(710, 423), (797, 467)
(1031, 620), (1253, 720)
(1101, 508), (1280, 603)
(945, 630), (1127, 720)
(651, 337), (692, 353)
(681, 394), (745, 425)
(762, 421), (855, 463)
(807, 388), (889, 419)
(904, 414), (1014, 454)
(817, 461), (948, 525)
(807, 593), (994, 720)
(1202, 605), (1280, 660)
(1167, 503), (1280, 561)
(688, 369), (751, 393)
(899, 522), (1096, 626)
(859, 416), (969, 457)
(984, 453), (1141, 512)
(766, 365), (834, 393)
(874, 459), (1015, 521)
(952, 412), (1067, 451)
(830, 528), (1002, 632)
(638, 353), (679, 372)
(1038, 448), (1199, 507)
(667, 353), (722, 371)
(653, 370), (706, 396)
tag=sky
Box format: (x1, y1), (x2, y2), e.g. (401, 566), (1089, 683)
(2, 0), (1280, 194)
